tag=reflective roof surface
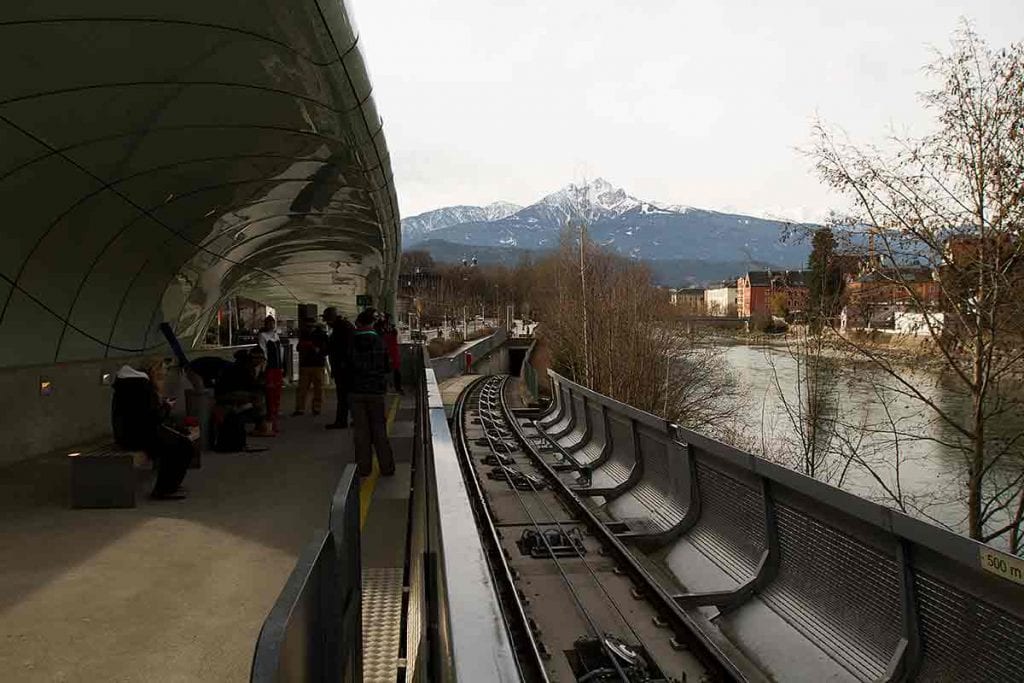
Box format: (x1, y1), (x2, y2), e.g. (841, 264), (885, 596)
(0, 1), (399, 366)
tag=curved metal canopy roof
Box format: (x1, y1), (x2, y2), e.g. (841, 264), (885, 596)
(0, 1), (400, 367)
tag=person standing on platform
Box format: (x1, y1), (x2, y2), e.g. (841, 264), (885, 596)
(376, 313), (403, 394)
(257, 316), (283, 434)
(292, 318), (329, 416)
(349, 308), (396, 477)
(323, 307), (354, 430)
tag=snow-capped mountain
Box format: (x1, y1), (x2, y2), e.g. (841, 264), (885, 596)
(402, 201), (521, 243)
(403, 178), (811, 266)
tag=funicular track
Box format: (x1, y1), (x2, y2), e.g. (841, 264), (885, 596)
(452, 375), (741, 682)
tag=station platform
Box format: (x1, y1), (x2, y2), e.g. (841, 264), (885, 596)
(0, 386), (413, 683)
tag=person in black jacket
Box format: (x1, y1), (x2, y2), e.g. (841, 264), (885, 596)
(111, 363), (191, 500)
(348, 308), (395, 477)
(323, 307), (355, 429)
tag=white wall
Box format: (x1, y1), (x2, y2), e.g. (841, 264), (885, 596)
(895, 311), (944, 337)
(704, 287), (737, 316)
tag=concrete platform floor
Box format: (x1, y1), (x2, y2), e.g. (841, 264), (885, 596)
(438, 374), (481, 417)
(0, 388), (363, 682)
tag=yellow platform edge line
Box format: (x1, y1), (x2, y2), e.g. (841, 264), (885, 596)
(359, 395), (402, 528)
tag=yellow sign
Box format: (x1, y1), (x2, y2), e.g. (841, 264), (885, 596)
(980, 547), (1024, 585)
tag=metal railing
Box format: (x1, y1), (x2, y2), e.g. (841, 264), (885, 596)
(419, 350), (520, 681)
(250, 466), (361, 682)
(540, 369), (1024, 682)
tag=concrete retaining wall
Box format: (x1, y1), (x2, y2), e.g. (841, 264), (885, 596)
(428, 328), (508, 382)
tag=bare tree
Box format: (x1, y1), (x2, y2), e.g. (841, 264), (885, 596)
(527, 228), (741, 430)
(809, 25), (1024, 550)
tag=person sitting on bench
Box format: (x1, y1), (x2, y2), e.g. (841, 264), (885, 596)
(215, 348), (273, 439)
(111, 361), (192, 500)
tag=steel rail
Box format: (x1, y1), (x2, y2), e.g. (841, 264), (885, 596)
(479, 379), (650, 650)
(451, 376), (549, 682)
(474, 378), (632, 681)
(498, 376), (760, 682)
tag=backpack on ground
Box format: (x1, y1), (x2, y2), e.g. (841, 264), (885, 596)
(214, 410), (247, 452)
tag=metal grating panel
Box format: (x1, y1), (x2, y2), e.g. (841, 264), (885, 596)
(538, 382), (565, 428)
(575, 403), (607, 465)
(629, 482), (687, 532)
(623, 431), (686, 533)
(543, 386), (573, 435)
(591, 459), (632, 489)
(586, 414), (636, 489)
(362, 567), (404, 683)
(915, 571), (1024, 682)
(556, 394), (588, 449)
(687, 462), (765, 581)
(761, 504), (902, 681)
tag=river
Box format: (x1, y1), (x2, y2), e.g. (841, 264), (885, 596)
(716, 341), (1022, 537)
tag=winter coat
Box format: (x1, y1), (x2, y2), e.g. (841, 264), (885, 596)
(347, 327), (391, 395)
(111, 366), (162, 450)
(328, 319), (354, 378)
(297, 326), (329, 368)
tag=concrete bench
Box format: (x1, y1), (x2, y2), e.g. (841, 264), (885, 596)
(68, 427), (199, 508)
(68, 443), (152, 509)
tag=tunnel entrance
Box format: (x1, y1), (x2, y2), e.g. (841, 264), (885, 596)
(508, 347), (527, 376)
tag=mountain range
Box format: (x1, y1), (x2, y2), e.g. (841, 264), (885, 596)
(402, 178), (812, 285)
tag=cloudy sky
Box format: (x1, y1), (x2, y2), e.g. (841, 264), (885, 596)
(350, 0), (1022, 222)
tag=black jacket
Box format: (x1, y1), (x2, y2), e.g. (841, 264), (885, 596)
(328, 319), (354, 378)
(297, 327), (329, 368)
(112, 377), (163, 450)
(215, 358), (262, 400)
(347, 328), (391, 395)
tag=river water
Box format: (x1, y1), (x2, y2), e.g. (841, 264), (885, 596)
(715, 342), (1020, 535)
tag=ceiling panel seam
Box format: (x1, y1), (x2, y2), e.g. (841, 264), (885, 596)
(0, 268), (153, 355)
(0, 113), (303, 354)
(311, 2), (399, 265)
(0, 80), (378, 118)
(0, 17), (351, 67)
(0, 125), (356, 186)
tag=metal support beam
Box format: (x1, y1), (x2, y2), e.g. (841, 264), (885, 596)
(883, 539), (921, 682)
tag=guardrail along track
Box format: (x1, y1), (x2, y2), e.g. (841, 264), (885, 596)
(453, 375), (718, 682)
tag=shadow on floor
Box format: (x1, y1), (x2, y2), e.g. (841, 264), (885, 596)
(0, 393), (352, 616)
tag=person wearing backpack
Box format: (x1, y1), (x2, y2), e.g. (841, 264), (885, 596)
(347, 308), (395, 477)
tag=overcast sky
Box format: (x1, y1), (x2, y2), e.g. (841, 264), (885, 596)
(350, 0), (1022, 222)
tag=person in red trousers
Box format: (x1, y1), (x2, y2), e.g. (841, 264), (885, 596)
(257, 315), (284, 434)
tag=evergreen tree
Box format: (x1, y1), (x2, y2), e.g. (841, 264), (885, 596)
(806, 228), (843, 327)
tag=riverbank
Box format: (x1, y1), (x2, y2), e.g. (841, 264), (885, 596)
(701, 326), (948, 372)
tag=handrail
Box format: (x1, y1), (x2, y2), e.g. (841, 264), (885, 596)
(250, 464), (361, 682)
(423, 354), (521, 681)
